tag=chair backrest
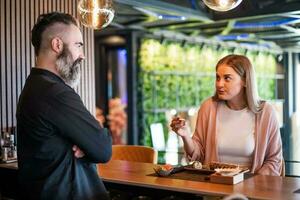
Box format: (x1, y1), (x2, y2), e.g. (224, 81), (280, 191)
(111, 145), (158, 164)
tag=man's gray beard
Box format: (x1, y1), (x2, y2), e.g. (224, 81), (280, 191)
(55, 47), (81, 88)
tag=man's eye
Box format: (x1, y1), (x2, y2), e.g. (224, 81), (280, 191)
(76, 43), (83, 48)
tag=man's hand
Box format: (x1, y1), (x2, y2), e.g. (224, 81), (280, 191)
(72, 145), (85, 158)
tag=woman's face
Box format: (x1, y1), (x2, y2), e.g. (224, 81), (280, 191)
(215, 64), (245, 102)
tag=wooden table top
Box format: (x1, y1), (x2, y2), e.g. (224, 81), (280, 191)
(2, 160), (300, 199)
(0, 162), (18, 170)
(98, 160), (300, 200)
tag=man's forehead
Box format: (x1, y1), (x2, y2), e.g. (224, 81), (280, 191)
(67, 25), (83, 42)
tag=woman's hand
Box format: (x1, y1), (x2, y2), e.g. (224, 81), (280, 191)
(170, 117), (189, 138)
(171, 117), (195, 157)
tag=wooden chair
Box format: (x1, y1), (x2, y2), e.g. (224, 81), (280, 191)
(111, 145), (158, 164)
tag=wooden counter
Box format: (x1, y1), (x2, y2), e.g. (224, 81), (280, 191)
(2, 160), (300, 199)
(0, 162), (18, 199)
(98, 160), (300, 200)
(0, 162), (18, 170)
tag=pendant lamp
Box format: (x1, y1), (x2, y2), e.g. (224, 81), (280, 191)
(202, 0), (243, 12)
(78, 0), (114, 29)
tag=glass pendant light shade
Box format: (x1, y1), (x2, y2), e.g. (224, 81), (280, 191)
(78, 0), (114, 29)
(202, 0), (243, 12)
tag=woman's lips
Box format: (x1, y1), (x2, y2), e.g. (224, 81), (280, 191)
(217, 90), (225, 94)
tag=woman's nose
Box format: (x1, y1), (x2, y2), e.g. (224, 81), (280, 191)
(216, 80), (224, 88)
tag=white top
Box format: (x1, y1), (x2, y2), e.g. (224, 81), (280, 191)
(217, 102), (255, 168)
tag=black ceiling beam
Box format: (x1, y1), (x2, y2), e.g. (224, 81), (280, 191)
(122, 18), (149, 26)
(138, 20), (204, 29)
(267, 36), (300, 42)
(149, 20), (228, 30)
(212, 1), (300, 21)
(258, 33), (300, 39)
(116, 13), (146, 18)
(114, 0), (212, 22)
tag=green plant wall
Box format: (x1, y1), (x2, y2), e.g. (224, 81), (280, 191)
(138, 38), (281, 146)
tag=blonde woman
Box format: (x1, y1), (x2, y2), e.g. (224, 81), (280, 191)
(171, 54), (282, 176)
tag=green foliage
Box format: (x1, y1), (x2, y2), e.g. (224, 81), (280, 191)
(138, 38), (280, 146)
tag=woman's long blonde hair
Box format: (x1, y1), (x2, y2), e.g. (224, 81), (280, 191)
(213, 54), (263, 113)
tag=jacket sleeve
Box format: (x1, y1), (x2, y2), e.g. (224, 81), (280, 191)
(257, 104), (283, 176)
(187, 99), (212, 162)
(46, 89), (112, 163)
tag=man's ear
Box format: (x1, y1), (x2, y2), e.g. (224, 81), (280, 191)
(51, 37), (63, 54)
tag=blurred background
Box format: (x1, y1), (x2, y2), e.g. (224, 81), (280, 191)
(1, 0), (300, 175)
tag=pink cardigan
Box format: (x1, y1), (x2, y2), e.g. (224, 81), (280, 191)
(188, 98), (283, 176)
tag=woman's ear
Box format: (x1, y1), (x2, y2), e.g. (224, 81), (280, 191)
(243, 79), (246, 87)
(51, 37), (63, 54)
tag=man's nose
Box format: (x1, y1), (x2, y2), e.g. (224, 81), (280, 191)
(79, 52), (85, 60)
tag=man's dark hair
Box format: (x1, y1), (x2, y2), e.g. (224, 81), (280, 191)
(31, 12), (78, 56)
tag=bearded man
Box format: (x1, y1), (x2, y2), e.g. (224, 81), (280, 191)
(16, 12), (112, 200)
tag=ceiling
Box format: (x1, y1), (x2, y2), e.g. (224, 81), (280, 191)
(103, 0), (300, 52)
